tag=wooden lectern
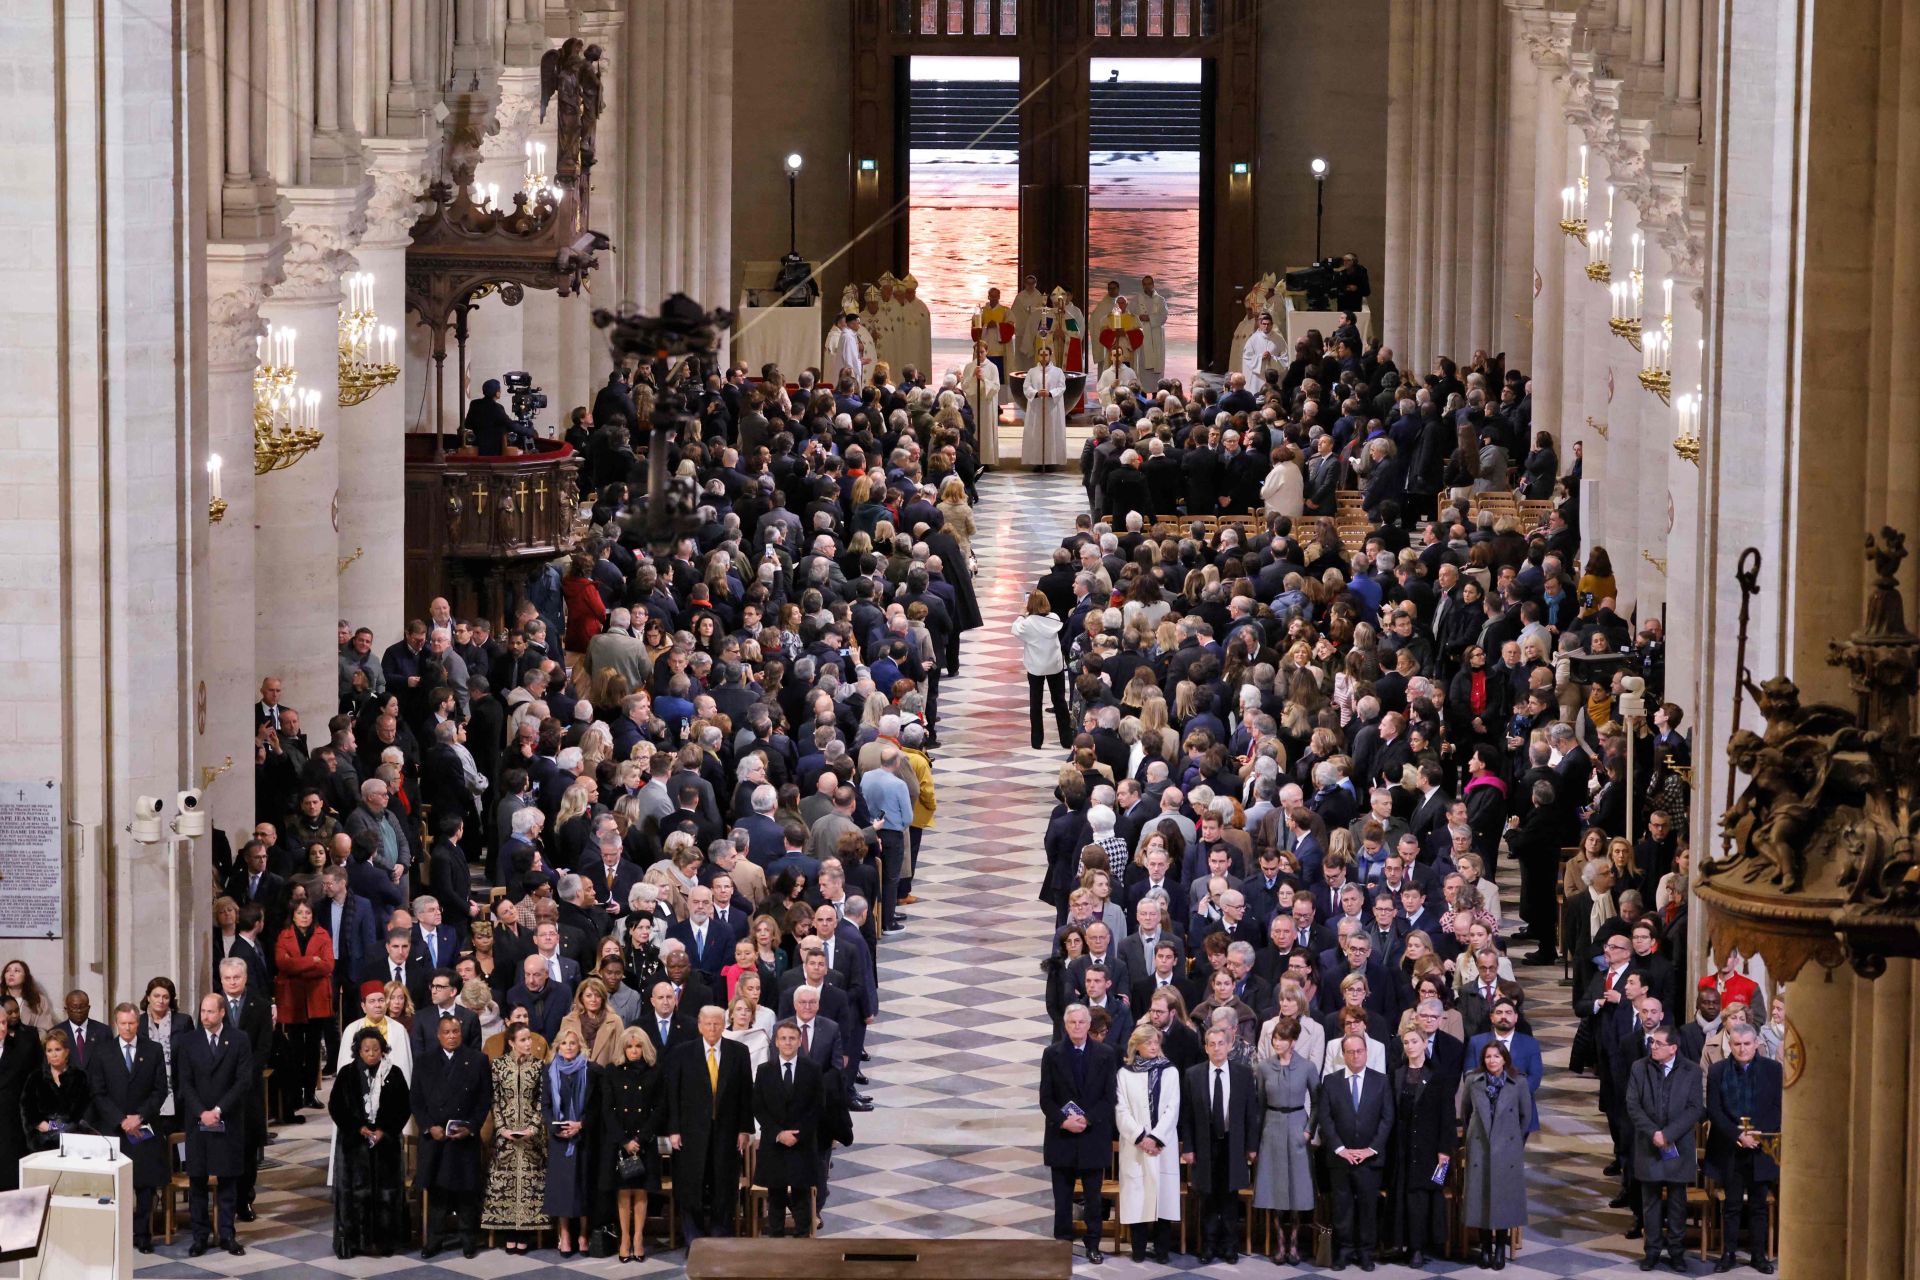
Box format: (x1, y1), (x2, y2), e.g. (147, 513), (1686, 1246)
(687, 1238), (1072, 1280)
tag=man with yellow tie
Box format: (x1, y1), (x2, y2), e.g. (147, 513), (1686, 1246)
(664, 1005), (755, 1240)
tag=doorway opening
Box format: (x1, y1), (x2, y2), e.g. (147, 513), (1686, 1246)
(907, 55), (1021, 383)
(1087, 57), (1202, 388)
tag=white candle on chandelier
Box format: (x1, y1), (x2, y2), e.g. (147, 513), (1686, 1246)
(1662, 277), (1673, 319)
(1631, 232), (1643, 274)
(207, 454), (222, 502)
(1579, 144), (1588, 184)
(1606, 184), (1614, 223)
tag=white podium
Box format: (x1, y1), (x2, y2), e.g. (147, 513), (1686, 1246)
(734, 296), (822, 382)
(10, 1149), (131, 1280)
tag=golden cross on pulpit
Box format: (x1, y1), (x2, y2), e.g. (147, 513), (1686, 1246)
(471, 483), (488, 514)
(533, 478), (549, 507)
(515, 479), (529, 509)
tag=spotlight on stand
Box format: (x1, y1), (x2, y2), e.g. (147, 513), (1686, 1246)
(1309, 157), (1330, 261)
(776, 152), (816, 305)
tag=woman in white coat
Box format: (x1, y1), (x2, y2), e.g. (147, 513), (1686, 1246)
(1260, 443), (1306, 520)
(1013, 590), (1070, 750)
(1115, 1024), (1182, 1264)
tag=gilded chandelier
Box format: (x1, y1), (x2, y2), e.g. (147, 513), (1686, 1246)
(337, 272), (398, 407)
(254, 325), (323, 474)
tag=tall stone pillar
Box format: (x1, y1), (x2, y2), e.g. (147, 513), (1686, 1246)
(1499, 2), (1544, 367)
(1527, 16), (1574, 441)
(203, 240), (284, 844)
(337, 140), (429, 644)
(256, 185), (367, 727)
(577, 2), (626, 389)
(1383, 3), (1416, 367)
(1592, 156), (1643, 576)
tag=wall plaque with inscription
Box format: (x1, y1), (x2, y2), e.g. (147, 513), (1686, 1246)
(0, 780), (61, 939)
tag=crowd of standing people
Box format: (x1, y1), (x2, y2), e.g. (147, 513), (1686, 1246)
(1026, 333), (1781, 1274)
(0, 348), (1002, 1262)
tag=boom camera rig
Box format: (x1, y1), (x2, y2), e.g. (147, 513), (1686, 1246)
(591, 294), (733, 556)
(1284, 258), (1341, 311)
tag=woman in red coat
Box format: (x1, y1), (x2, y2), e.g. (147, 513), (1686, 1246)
(274, 899), (336, 1121)
(561, 553), (608, 655)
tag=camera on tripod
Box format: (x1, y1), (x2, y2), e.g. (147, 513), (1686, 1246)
(504, 370), (548, 434)
(1283, 258), (1341, 311)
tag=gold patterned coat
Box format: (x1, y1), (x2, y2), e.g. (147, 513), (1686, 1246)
(481, 1055), (549, 1230)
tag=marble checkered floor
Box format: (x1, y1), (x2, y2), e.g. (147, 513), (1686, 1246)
(134, 472), (1749, 1277)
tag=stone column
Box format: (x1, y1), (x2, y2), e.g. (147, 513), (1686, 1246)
(1527, 16), (1574, 442)
(309, 0), (364, 186)
(256, 185), (367, 726)
(1383, 2), (1416, 367)
(1499, 2), (1544, 367)
(202, 241), (284, 846)
(385, 0), (435, 137)
(1557, 111), (1590, 457)
(337, 141), (429, 644)
(577, 2), (626, 390)
(1590, 152), (1641, 573)
(1430, 0), (1460, 366)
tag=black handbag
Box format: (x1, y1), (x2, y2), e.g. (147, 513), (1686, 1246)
(616, 1152), (646, 1180)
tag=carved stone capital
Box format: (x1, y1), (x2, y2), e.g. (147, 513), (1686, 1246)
(277, 184), (370, 302)
(205, 237), (289, 372)
(1520, 8), (1570, 67)
(481, 68), (543, 166)
(362, 138), (437, 250)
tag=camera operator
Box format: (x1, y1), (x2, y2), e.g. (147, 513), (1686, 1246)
(1334, 252), (1371, 314)
(466, 378), (534, 456)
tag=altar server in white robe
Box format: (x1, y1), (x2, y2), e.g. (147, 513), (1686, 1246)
(826, 313), (864, 388)
(1096, 344), (1137, 410)
(860, 286), (888, 372)
(1136, 275), (1169, 388)
(1228, 273), (1276, 375)
(1240, 310), (1283, 386)
(1010, 274), (1046, 370)
(1022, 343), (1068, 469)
(959, 339), (1002, 465)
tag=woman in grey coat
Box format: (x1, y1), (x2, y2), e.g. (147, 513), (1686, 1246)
(1457, 1040), (1534, 1268)
(1251, 1017), (1320, 1266)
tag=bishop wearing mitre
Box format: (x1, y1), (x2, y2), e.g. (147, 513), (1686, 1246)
(959, 338), (1001, 466)
(894, 273), (933, 378)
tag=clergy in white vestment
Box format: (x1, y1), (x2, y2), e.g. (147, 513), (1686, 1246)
(851, 313), (878, 382)
(1136, 274), (1169, 387)
(1088, 277), (1121, 336)
(1096, 344), (1137, 409)
(822, 313), (855, 387)
(959, 339), (1002, 466)
(1228, 272), (1277, 374)
(1010, 274), (1046, 369)
(1022, 344), (1068, 469)
(1240, 311), (1283, 386)
(894, 273), (934, 376)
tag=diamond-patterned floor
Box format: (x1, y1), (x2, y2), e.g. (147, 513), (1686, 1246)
(134, 472), (1754, 1277)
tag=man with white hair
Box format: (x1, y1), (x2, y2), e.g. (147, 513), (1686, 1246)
(586, 606), (651, 688)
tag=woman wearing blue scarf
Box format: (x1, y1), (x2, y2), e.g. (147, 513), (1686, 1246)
(543, 1027), (601, 1257)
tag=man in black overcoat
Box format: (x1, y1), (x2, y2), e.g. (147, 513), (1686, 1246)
(412, 1014), (494, 1258)
(1038, 1004), (1119, 1264)
(753, 1022), (824, 1236)
(1178, 1022), (1262, 1264)
(214, 957), (273, 1218)
(662, 1005), (756, 1240)
(1705, 1022), (1782, 1274)
(177, 992), (255, 1256)
(88, 1003), (171, 1252)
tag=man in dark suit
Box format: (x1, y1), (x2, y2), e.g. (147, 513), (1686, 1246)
(409, 896), (460, 973)
(662, 1006), (756, 1240)
(1626, 1026), (1704, 1272)
(776, 947), (857, 1045)
(754, 1022), (825, 1236)
(1038, 1005), (1119, 1264)
(1457, 949), (1529, 1040)
(412, 1015), (493, 1258)
(1466, 998), (1545, 1133)
(410, 969), (482, 1059)
(640, 979), (694, 1056)
(1178, 1023), (1261, 1264)
(666, 885), (736, 975)
(583, 834), (643, 916)
(177, 991), (254, 1256)
(319, 866), (378, 1021)
(1388, 998), (1466, 1080)
(420, 724), (475, 836)
(788, 985), (847, 1091)
(54, 989), (112, 1074)
(224, 840), (286, 936)
(1705, 1023), (1781, 1274)
(88, 1003), (170, 1252)
(505, 955), (569, 1043)
(1321, 1032), (1396, 1270)
(359, 928), (433, 1010)
(1124, 848), (1188, 931)
(215, 959), (272, 1219)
